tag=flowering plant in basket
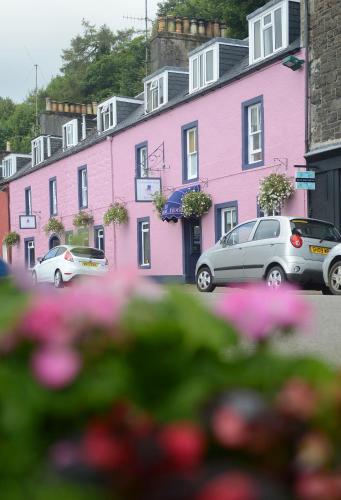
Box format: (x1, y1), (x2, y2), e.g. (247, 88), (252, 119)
(182, 191), (212, 218)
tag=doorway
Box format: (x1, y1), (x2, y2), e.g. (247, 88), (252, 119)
(49, 234), (61, 249)
(183, 219), (202, 283)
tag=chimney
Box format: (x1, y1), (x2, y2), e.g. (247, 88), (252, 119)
(6, 141), (11, 153)
(150, 16), (228, 73)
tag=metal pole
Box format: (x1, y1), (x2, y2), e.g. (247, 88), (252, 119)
(34, 64), (38, 132)
(145, 0), (148, 76)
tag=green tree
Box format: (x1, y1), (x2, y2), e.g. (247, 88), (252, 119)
(157, 0), (268, 39)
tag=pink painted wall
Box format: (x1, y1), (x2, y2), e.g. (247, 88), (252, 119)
(9, 51), (306, 278)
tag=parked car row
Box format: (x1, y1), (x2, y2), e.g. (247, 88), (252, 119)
(196, 216), (341, 295)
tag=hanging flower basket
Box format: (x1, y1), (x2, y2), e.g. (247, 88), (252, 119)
(3, 231), (20, 247)
(73, 211), (94, 228)
(44, 217), (65, 236)
(152, 192), (167, 218)
(182, 191), (212, 219)
(259, 173), (294, 215)
(103, 202), (128, 226)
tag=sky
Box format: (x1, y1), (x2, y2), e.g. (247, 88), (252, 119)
(0, 0), (160, 103)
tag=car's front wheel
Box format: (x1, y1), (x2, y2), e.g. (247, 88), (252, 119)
(266, 265), (286, 289)
(54, 269), (64, 289)
(328, 261), (341, 295)
(196, 267), (215, 292)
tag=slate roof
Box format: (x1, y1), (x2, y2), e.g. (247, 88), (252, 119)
(0, 38), (301, 187)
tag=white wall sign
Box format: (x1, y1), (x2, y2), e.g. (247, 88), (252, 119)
(135, 178), (162, 202)
(19, 215), (36, 229)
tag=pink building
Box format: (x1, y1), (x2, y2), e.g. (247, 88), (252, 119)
(2, 0), (307, 283)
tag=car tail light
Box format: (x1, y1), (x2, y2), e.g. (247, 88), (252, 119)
(64, 250), (74, 262)
(290, 234), (303, 248)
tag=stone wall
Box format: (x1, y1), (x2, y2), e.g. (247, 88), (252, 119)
(308, 0), (341, 150)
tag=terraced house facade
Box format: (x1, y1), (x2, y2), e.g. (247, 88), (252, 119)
(1, 0), (307, 282)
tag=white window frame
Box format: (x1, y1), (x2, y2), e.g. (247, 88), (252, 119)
(51, 179), (57, 215)
(26, 188), (32, 216)
(139, 221), (150, 267)
(98, 98), (116, 132)
(96, 227), (104, 251)
(62, 119), (78, 149)
(26, 240), (35, 269)
(189, 44), (219, 93)
(221, 207), (237, 237)
(144, 71), (168, 113)
(249, 0), (290, 64)
(248, 103), (262, 164)
(138, 146), (148, 177)
(32, 137), (44, 166)
(81, 169), (88, 208)
(185, 127), (198, 180)
(1, 154), (31, 178)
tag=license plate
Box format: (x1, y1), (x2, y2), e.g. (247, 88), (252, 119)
(82, 262), (99, 267)
(310, 245), (330, 255)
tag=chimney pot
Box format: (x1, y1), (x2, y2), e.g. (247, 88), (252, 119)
(182, 17), (190, 34)
(81, 103), (87, 114)
(51, 100), (58, 112)
(6, 141), (11, 152)
(206, 21), (213, 37)
(86, 103), (92, 114)
(175, 17), (182, 33)
(64, 102), (70, 113)
(198, 20), (205, 35)
(166, 15), (175, 32)
(158, 16), (166, 32)
(69, 103), (75, 113)
(213, 21), (221, 37)
(190, 19), (198, 35)
(220, 23), (228, 37)
(45, 97), (52, 112)
(57, 102), (64, 112)
(92, 102), (98, 115)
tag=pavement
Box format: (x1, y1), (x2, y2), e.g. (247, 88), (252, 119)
(186, 286), (341, 366)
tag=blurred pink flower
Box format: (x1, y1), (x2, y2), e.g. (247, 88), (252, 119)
(50, 440), (80, 468)
(197, 472), (258, 500)
(31, 346), (82, 389)
(216, 284), (312, 341)
(22, 294), (69, 343)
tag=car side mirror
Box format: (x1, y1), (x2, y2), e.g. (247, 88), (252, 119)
(37, 257), (43, 263)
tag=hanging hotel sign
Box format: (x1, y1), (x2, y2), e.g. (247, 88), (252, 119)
(19, 215), (37, 229)
(135, 178), (162, 202)
(295, 171), (316, 190)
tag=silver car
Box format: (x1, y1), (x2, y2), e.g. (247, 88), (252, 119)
(196, 216), (341, 292)
(322, 244), (341, 295)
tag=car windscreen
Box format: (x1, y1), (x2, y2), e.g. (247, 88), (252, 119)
(290, 219), (341, 242)
(71, 247), (105, 259)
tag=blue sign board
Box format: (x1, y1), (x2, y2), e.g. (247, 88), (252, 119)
(295, 171), (316, 190)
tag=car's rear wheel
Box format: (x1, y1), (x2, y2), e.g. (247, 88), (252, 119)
(328, 261), (341, 295)
(321, 285), (332, 295)
(196, 267), (215, 292)
(266, 265), (286, 289)
(54, 269), (64, 289)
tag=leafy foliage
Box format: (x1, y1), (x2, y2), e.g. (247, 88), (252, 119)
(258, 173), (294, 214)
(182, 191), (212, 218)
(157, 0), (268, 39)
(152, 191), (168, 217)
(3, 231), (20, 247)
(44, 218), (65, 235)
(73, 211), (94, 228)
(103, 202), (129, 225)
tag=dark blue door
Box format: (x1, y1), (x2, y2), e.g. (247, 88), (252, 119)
(183, 219), (202, 283)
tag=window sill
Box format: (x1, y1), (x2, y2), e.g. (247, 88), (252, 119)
(139, 264), (151, 269)
(242, 160), (264, 171)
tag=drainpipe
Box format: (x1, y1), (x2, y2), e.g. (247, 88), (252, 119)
(304, 0), (310, 217)
(107, 135), (117, 269)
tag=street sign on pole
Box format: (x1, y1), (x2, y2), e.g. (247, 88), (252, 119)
(295, 171), (316, 190)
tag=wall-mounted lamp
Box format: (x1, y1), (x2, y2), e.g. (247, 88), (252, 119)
(282, 55), (305, 71)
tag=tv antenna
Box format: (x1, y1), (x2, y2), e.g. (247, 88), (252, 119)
(124, 0), (152, 76)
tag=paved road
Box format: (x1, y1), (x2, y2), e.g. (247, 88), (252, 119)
(187, 287), (341, 366)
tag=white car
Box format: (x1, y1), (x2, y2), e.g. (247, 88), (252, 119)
(32, 245), (109, 287)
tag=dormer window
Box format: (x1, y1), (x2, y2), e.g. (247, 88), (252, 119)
(98, 99), (115, 131)
(1, 153), (31, 178)
(2, 158), (14, 178)
(32, 137), (44, 166)
(189, 45), (218, 93)
(145, 74), (166, 113)
(248, 0), (300, 65)
(63, 119), (78, 149)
